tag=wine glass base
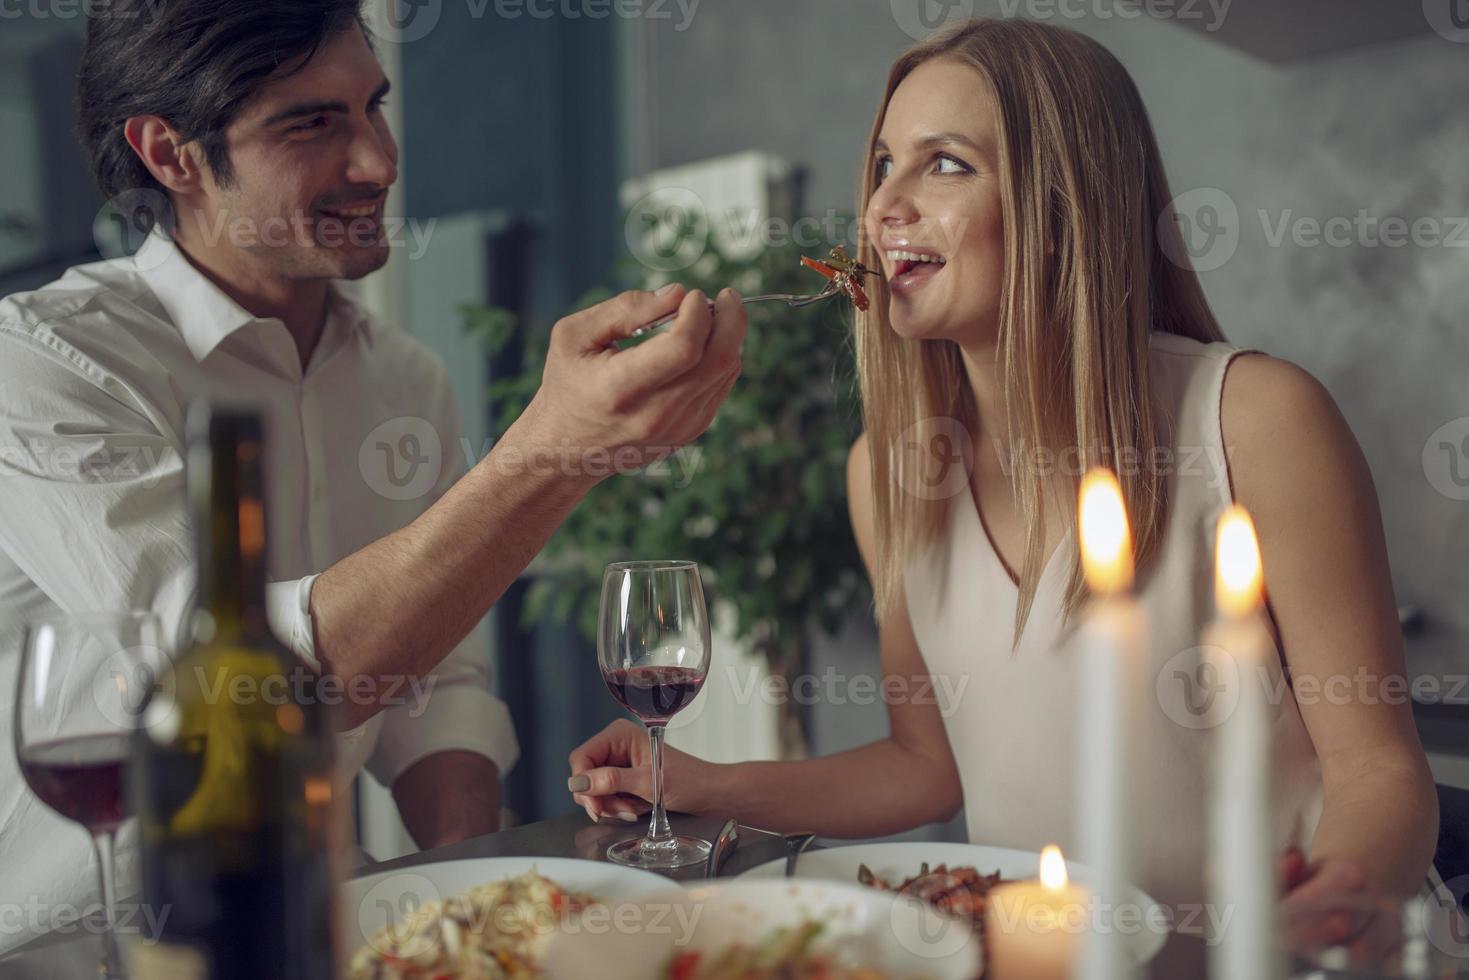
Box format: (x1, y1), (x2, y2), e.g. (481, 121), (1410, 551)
(606, 834), (711, 870)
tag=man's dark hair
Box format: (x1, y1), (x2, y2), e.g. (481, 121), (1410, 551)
(78, 0), (367, 205)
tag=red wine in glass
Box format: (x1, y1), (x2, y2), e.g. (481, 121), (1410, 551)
(14, 611), (164, 980)
(19, 733), (130, 832)
(604, 665), (706, 725)
(597, 560), (712, 870)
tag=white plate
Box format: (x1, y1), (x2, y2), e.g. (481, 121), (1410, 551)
(739, 841), (1168, 964)
(543, 879), (982, 980)
(342, 856), (674, 955)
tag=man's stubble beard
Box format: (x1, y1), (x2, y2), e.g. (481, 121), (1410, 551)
(252, 237), (390, 283)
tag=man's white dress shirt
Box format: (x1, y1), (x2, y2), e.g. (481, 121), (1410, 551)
(0, 232), (518, 953)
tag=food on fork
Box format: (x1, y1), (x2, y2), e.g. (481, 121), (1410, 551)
(349, 870), (597, 979)
(801, 245), (875, 312)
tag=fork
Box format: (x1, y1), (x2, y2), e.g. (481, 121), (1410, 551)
(782, 832), (818, 878)
(705, 818), (740, 880)
(627, 277), (855, 341)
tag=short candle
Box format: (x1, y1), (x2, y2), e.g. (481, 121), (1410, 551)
(985, 845), (1093, 980)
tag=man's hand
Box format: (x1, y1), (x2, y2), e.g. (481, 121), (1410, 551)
(392, 751), (502, 849)
(521, 284), (746, 473)
(308, 285), (746, 730)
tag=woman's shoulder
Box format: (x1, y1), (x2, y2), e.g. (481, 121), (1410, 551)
(1219, 352), (1356, 486)
(1145, 333), (1358, 507)
(1214, 352), (1376, 573)
(1147, 330), (1336, 425)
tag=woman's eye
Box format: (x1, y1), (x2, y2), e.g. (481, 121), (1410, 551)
(935, 155), (971, 175)
(875, 156), (893, 182)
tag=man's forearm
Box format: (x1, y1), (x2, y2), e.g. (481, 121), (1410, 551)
(312, 404), (597, 727)
(392, 751), (503, 849)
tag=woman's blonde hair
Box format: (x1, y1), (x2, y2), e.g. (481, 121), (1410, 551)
(855, 18), (1225, 644)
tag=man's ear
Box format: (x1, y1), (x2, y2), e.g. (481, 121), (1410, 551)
(123, 116), (205, 195)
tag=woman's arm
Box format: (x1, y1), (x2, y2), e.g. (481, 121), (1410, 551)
(567, 433), (964, 837)
(1222, 353), (1438, 899)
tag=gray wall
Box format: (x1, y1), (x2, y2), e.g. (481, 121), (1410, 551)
(0, 24), (98, 291)
(637, 0), (1469, 751)
(398, 7), (631, 823)
(401, 6), (626, 312)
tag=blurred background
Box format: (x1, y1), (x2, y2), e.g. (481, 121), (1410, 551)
(3, 0), (1467, 857)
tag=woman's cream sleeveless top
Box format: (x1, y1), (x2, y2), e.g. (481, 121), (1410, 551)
(904, 332), (1324, 915)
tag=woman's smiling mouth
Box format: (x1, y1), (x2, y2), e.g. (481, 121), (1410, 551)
(886, 248), (947, 295)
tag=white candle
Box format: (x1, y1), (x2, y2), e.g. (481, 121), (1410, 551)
(1206, 506), (1280, 980)
(1074, 468), (1144, 980)
(986, 845), (1092, 980)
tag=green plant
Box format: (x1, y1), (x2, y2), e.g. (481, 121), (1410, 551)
(463, 232), (872, 668)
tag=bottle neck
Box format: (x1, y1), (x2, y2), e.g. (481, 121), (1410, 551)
(193, 431), (269, 643)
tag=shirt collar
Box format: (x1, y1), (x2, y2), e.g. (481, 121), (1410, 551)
(324, 284), (380, 351)
(135, 231), (378, 362)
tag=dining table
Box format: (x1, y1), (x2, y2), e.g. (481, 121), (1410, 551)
(0, 810), (1209, 978)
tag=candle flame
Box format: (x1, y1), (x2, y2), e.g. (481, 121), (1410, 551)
(1215, 505), (1263, 617)
(1040, 845), (1069, 891)
(1077, 468), (1133, 595)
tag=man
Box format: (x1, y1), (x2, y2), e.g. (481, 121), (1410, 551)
(0, 0), (744, 952)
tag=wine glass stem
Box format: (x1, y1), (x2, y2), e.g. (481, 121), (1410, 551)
(91, 829), (124, 979)
(644, 723), (673, 846)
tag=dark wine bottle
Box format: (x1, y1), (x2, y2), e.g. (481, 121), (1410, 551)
(131, 405), (342, 978)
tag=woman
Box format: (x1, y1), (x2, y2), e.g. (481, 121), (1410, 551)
(569, 17), (1439, 940)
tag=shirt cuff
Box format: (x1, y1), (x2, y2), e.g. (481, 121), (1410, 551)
(365, 685), (520, 789)
(334, 715), (383, 788)
(267, 574), (321, 669)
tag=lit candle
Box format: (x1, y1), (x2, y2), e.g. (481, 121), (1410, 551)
(1206, 506), (1280, 980)
(986, 846), (1092, 980)
(1074, 468), (1144, 980)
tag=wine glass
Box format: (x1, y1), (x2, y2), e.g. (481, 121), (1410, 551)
(597, 560), (712, 869)
(1282, 889), (1469, 978)
(15, 612), (165, 980)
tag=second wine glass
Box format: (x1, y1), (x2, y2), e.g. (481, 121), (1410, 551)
(15, 611), (165, 980)
(597, 560), (712, 869)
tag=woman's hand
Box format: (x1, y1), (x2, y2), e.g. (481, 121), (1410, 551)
(567, 719), (724, 823)
(1279, 848), (1367, 907)
(1278, 847), (1396, 960)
